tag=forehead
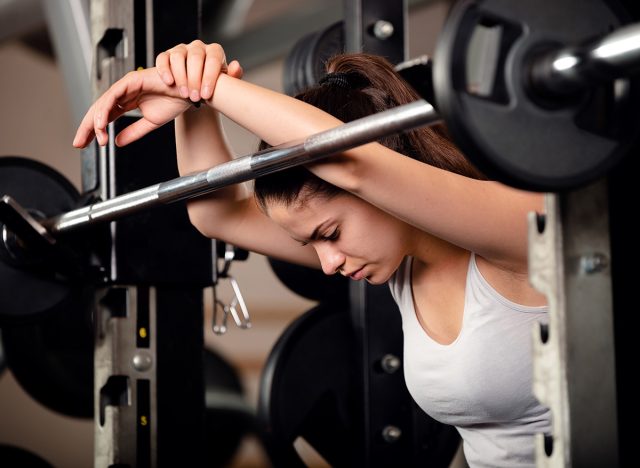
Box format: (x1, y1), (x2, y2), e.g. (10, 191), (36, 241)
(266, 193), (350, 231)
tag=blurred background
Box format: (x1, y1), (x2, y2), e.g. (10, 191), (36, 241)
(0, 0), (453, 466)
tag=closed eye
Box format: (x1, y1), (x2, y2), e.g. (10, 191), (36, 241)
(322, 228), (340, 241)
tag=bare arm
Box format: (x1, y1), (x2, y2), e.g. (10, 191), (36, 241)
(174, 104), (320, 268)
(206, 73), (542, 272)
(152, 42), (321, 267)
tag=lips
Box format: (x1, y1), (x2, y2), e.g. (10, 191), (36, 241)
(348, 267), (365, 280)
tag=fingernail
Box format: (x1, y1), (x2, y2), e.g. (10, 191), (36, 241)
(190, 89), (200, 101)
(179, 86), (189, 98)
(201, 85), (211, 99)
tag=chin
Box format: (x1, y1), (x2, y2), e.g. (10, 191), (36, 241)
(365, 271), (392, 285)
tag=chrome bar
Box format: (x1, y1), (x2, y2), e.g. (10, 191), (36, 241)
(530, 22), (640, 97)
(45, 100), (440, 235)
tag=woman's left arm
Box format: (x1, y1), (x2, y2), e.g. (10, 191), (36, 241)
(206, 74), (542, 272)
(322, 147), (544, 272)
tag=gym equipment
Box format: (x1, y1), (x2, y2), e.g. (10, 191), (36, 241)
(433, 0), (640, 190)
(0, 329), (5, 376)
(283, 21), (344, 96)
(3, 23), (640, 272)
(268, 257), (349, 302)
(0, 445), (53, 468)
(0, 157), (90, 324)
(258, 302), (460, 467)
(2, 295), (95, 418)
(283, 21), (434, 102)
(203, 348), (255, 467)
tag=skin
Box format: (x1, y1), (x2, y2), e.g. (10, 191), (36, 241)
(266, 191), (417, 284)
(72, 41), (547, 345)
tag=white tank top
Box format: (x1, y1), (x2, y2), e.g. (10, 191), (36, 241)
(388, 253), (551, 467)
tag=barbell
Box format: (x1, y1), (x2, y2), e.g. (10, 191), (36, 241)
(1, 0), (639, 323)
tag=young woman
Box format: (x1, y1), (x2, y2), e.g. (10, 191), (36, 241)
(73, 41), (551, 467)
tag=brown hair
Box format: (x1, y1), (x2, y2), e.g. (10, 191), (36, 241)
(254, 53), (485, 211)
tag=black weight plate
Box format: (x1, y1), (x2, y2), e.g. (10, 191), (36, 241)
(433, 0), (638, 191)
(304, 21), (345, 88)
(0, 156), (82, 324)
(258, 303), (356, 467)
(283, 29), (317, 96)
(0, 445), (53, 468)
(0, 329), (6, 376)
(258, 302), (460, 467)
(268, 257), (349, 302)
(203, 348), (254, 467)
(2, 289), (95, 418)
(283, 21), (344, 96)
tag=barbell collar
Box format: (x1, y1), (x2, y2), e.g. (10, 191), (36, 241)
(45, 100), (439, 235)
(530, 22), (640, 98)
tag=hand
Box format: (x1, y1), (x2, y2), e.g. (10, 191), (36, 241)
(155, 40), (243, 102)
(73, 67), (190, 148)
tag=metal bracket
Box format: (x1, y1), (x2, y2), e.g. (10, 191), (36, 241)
(529, 181), (618, 467)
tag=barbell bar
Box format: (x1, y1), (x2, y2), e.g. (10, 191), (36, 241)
(433, 0), (640, 190)
(530, 22), (640, 98)
(44, 100), (439, 235)
(2, 20), (640, 248)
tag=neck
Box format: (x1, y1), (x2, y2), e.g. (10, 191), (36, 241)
(408, 226), (468, 266)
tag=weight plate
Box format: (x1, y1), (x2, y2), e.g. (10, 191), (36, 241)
(2, 292), (95, 418)
(283, 21), (344, 96)
(203, 348), (254, 467)
(0, 329), (6, 377)
(268, 257), (349, 302)
(0, 445), (53, 468)
(0, 156), (82, 324)
(258, 303), (460, 467)
(433, 0), (638, 191)
(258, 303), (355, 467)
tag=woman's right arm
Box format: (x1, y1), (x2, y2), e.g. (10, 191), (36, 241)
(174, 104), (320, 268)
(72, 46), (320, 268)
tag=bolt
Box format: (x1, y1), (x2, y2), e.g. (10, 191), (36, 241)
(382, 425), (402, 443)
(372, 20), (394, 40)
(380, 354), (401, 374)
(580, 252), (609, 274)
(132, 352), (153, 372)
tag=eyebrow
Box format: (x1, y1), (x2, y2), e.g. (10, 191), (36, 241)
(293, 219), (330, 244)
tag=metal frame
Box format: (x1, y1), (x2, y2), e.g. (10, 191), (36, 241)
(530, 184), (618, 467)
(95, 286), (158, 467)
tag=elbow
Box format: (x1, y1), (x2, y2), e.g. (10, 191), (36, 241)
(333, 150), (365, 195)
(186, 204), (215, 238)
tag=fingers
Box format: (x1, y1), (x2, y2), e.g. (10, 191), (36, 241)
(73, 71), (146, 148)
(73, 103), (97, 148)
(227, 60), (244, 80)
(187, 43), (206, 101)
(114, 118), (161, 147)
(200, 43), (226, 100)
(155, 50), (174, 86)
(168, 45), (189, 99)
(155, 41), (236, 102)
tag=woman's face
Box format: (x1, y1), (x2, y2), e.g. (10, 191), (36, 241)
(267, 191), (411, 284)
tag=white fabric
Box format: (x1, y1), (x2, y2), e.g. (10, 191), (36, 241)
(389, 253), (551, 467)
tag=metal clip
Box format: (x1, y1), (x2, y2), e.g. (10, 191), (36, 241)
(212, 286), (229, 335)
(211, 243), (252, 335)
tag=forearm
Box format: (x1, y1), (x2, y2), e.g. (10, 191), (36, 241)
(175, 105), (235, 174)
(175, 100), (247, 234)
(207, 75), (343, 147)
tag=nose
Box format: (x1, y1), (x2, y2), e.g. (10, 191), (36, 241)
(315, 243), (345, 276)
